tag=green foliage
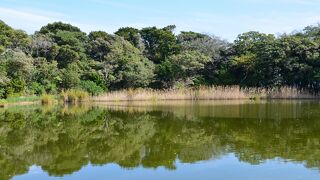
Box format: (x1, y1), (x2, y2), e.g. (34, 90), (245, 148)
(82, 69), (107, 90)
(0, 20), (30, 52)
(0, 18), (319, 98)
(10, 78), (26, 95)
(1, 50), (34, 79)
(140, 26), (180, 63)
(30, 33), (58, 60)
(88, 31), (111, 61)
(39, 22), (81, 34)
(56, 45), (80, 68)
(33, 58), (60, 94)
(30, 82), (45, 95)
(97, 35), (155, 89)
(0, 88), (5, 99)
(115, 27), (145, 51)
(157, 51), (209, 87)
(0, 45), (5, 54)
(40, 94), (57, 104)
(60, 63), (81, 89)
(178, 32), (228, 58)
(78, 80), (104, 96)
(4, 96), (40, 103)
(54, 30), (88, 52)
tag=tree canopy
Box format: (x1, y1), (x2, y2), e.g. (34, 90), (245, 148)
(0, 19), (319, 98)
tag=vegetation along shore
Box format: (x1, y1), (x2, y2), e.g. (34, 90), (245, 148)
(0, 19), (319, 103)
(93, 86), (319, 102)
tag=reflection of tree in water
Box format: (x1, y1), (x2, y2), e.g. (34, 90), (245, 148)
(0, 102), (320, 179)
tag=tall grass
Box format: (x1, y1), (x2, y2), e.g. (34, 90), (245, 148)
(61, 89), (90, 103)
(40, 94), (57, 105)
(4, 96), (41, 103)
(0, 99), (6, 107)
(0, 96), (41, 107)
(93, 86), (319, 102)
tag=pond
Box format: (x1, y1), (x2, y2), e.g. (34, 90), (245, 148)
(1, 100), (320, 180)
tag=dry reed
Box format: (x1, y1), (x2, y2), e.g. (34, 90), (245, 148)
(93, 86), (319, 102)
(61, 89), (90, 103)
(41, 94), (57, 105)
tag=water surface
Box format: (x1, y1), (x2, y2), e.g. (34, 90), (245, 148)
(1, 100), (320, 180)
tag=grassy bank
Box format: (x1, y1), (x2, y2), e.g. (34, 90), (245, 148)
(0, 89), (91, 107)
(93, 86), (319, 102)
(0, 96), (42, 107)
(1, 86), (318, 107)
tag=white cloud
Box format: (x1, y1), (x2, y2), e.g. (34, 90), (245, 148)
(159, 11), (320, 40)
(0, 7), (116, 34)
(0, 7), (62, 33)
(0, 4), (319, 41)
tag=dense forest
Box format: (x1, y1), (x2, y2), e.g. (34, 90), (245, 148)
(0, 19), (319, 98)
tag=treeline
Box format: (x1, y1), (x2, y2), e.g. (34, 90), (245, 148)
(0, 20), (319, 98)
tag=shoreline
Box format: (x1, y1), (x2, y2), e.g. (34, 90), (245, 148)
(1, 86), (320, 108)
(92, 97), (320, 102)
(92, 87), (320, 102)
(0, 101), (40, 108)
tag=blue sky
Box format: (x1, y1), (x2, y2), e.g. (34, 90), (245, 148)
(0, 0), (319, 41)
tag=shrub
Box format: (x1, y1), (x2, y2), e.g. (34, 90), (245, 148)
(0, 88), (5, 99)
(0, 99), (7, 106)
(41, 94), (57, 105)
(30, 82), (45, 95)
(78, 80), (104, 96)
(62, 89), (90, 103)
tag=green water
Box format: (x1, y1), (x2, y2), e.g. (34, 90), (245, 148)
(1, 100), (320, 180)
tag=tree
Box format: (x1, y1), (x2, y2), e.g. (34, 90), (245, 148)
(0, 18), (320, 95)
(30, 33), (58, 60)
(140, 26), (180, 63)
(78, 80), (104, 95)
(39, 22), (81, 34)
(0, 20), (30, 52)
(234, 31), (275, 55)
(103, 35), (155, 89)
(232, 31), (283, 87)
(38, 22), (88, 62)
(88, 32), (155, 89)
(278, 34), (320, 90)
(81, 60), (108, 90)
(56, 45), (80, 68)
(53, 30), (88, 53)
(33, 58), (60, 94)
(60, 63), (81, 89)
(157, 51), (209, 88)
(303, 24), (320, 42)
(177, 31), (232, 85)
(1, 50), (34, 79)
(0, 58), (9, 98)
(88, 31), (111, 61)
(178, 32), (228, 57)
(0, 50), (34, 96)
(115, 27), (145, 51)
(0, 20), (13, 48)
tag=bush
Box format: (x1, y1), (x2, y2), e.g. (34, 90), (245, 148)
(10, 78), (26, 94)
(0, 99), (7, 106)
(0, 88), (5, 99)
(45, 82), (58, 94)
(78, 80), (104, 96)
(30, 82), (45, 95)
(62, 89), (90, 103)
(41, 94), (57, 105)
